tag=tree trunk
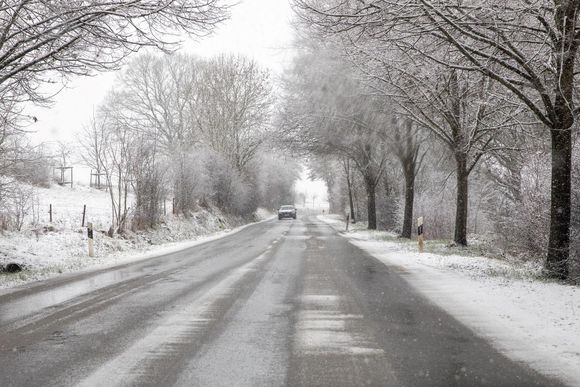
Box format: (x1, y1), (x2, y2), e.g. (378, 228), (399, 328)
(401, 164), (415, 239)
(545, 7), (576, 278)
(117, 165), (122, 230)
(546, 127), (572, 279)
(454, 154), (469, 246)
(347, 176), (356, 223)
(344, 159), (356, 223)
(354, 187), (360, 223)
(365, 179), (377, 230)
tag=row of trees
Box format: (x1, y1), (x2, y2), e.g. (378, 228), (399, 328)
(0, 1), (298, 235)
(76, 53), (297, 232)
(1, 53), (298, 233)
(0, 0), (231, 229)
(289, 0), (580, 280)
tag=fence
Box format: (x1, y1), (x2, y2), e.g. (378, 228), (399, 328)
(39, 198), (177, 230)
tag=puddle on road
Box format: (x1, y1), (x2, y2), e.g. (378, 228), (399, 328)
(0, 268), (136, 324)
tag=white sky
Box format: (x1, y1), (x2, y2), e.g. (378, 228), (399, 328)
(295, 168), (329, 207)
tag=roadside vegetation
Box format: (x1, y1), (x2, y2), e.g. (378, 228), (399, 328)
(0, 1), (297, 279)
(283, 1), (580, 283)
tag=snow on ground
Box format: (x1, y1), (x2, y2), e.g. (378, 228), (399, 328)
(319, 214), (580, 387)
(34, 184), (124, 230)
(254, 207), (275, 221)
(0, 183), (273, 291)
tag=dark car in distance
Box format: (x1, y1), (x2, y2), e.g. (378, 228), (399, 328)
(278, 205), (297, 220)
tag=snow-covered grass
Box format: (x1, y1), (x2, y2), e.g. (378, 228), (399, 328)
(0, 183), (273, 291)
(319, 214), (580, 386)
(34, 184), (123, 230)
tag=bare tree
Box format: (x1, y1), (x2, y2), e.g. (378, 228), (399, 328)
(0, 0), (229, 113)
(130, 135), (165, 229)
(79, 112), (108, 188)
(293, 0), (579, 279)
(257, 153), (300, 210)
(389, 118), (426, 239)
(0, 107), (33, 182)
(280, 45), (389, 229)
(196, 54), (273, 171)
(56, 141), (72, 167)
(82, 108), (132, 233)
(341, 157), (356, 223)
(115, 54), (202, 152)
(106, 53), (274, 216)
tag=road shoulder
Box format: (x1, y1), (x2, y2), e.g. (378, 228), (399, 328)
(318, 214), (580, 387)
(0, 215), (275, 294)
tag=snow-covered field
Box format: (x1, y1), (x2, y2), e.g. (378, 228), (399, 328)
(0, 184), (273, 291)
(319, 214), (580, 387)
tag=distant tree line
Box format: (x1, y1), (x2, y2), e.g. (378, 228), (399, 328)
(79, 53), (297, 232)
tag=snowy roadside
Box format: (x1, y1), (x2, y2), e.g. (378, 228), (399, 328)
(319, 214), (580, 387)
(0, 205), (274, 292)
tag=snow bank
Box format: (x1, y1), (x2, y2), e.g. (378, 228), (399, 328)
(0, 210), (272, 291)
(319, 214), (580, 386)
(0, 183), (273, 290)
(254, 207), (274, 221)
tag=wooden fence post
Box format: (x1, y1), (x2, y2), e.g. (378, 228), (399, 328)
(81, 205), (86, 227)
(49, 204), (52, 223)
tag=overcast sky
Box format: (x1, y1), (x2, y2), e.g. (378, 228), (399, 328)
(27, 0), (296, 144)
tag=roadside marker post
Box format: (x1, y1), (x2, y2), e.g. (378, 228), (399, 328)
(81, 204), (86, 227)
(417, 217), (424, 253)
(88, 222), (95, 257)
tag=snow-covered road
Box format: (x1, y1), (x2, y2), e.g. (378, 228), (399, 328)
(0, 215), (566, 386)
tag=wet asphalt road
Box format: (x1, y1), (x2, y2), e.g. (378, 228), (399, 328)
(0, 215), (565, 386)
